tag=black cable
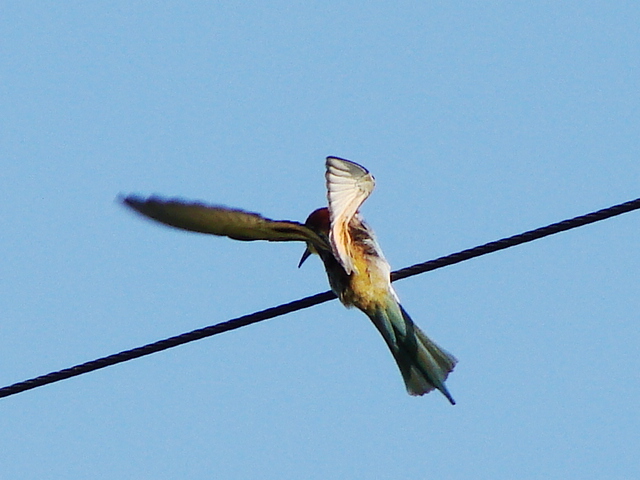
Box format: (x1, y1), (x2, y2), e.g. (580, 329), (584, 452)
(0, 291), (336, 400)
(1, 197), (638, 400)
(392, 196), (640, 281)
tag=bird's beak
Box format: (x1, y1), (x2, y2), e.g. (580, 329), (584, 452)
(298, 246), (313, 268)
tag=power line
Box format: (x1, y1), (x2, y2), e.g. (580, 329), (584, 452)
(1, 196), (638, 400)
(392, 196), (640, 281)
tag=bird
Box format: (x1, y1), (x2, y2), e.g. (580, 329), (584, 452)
(121, 156), (457, 403)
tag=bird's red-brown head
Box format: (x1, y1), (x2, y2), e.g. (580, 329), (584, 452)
(304, 207), (330, 234)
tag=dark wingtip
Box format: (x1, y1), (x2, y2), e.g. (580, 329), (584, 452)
(118, 194), (158, 216)
(118, 194), (140, 209)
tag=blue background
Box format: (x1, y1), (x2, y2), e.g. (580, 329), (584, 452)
(2, 2), (638, 478)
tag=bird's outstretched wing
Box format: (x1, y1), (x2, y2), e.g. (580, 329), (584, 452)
(325, 157), (375, 274)
(121, 195), (329, 248)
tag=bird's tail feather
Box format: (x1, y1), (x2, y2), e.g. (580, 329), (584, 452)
(371, 301), (457, 404)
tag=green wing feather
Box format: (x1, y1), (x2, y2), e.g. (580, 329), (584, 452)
(121, 195), (329, 249)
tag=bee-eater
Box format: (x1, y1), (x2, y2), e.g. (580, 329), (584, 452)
(121, 157), (457, 403)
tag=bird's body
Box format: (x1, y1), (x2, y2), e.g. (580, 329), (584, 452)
(338, 220), (391, 309)
(303, 158), (457, 403)
(122, 156), (457, 403)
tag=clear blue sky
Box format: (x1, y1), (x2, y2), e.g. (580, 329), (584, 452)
(1, 2), (638, 479)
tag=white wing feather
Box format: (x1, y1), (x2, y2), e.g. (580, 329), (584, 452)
(325, 157), (375, 274)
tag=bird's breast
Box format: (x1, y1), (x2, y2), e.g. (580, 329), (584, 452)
(341, 243), (392, 311)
